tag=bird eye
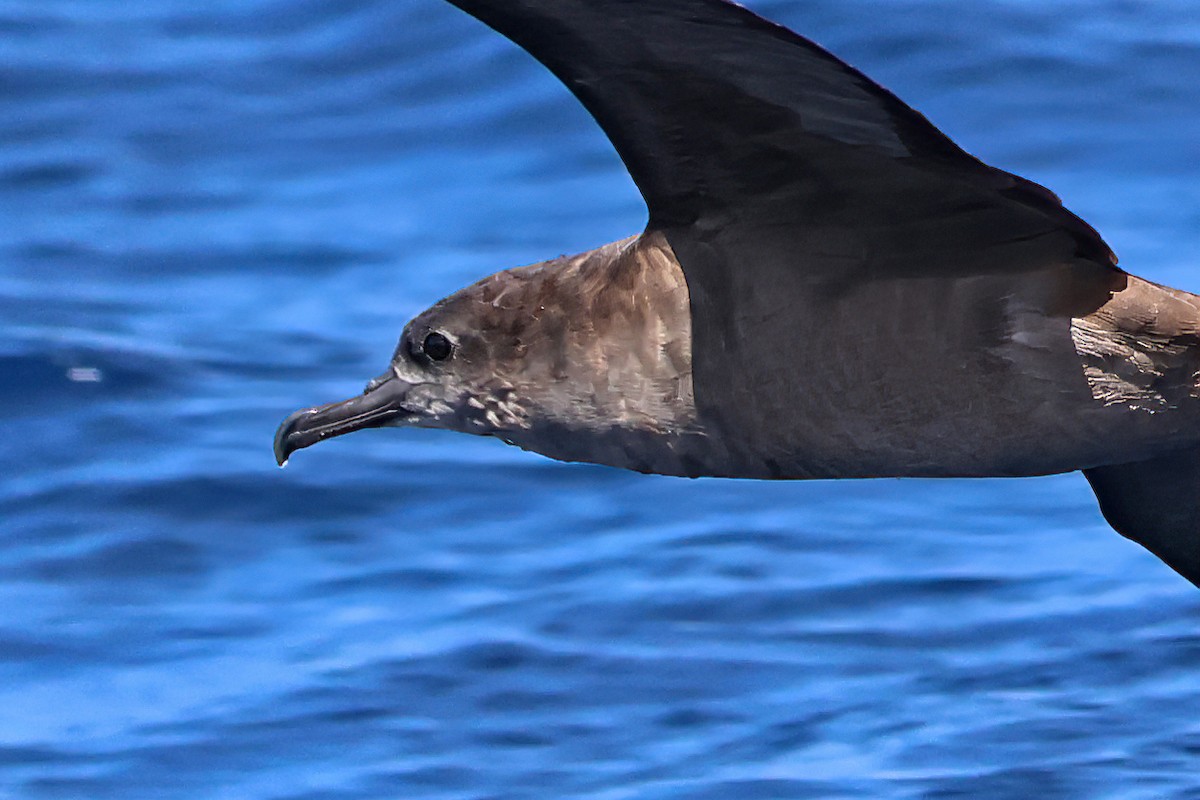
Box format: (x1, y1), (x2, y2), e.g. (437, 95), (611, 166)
(422, 331), (453, 362)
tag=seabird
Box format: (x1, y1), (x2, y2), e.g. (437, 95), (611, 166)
(275, 0), (1200, 588)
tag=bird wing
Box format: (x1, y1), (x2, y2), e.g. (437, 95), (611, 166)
(443, 0), (1115, 278)
(443, 0), (1127, 475)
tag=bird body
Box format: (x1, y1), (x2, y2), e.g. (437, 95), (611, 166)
(275, 0), (1200, 586)
(378, 233), (1200, 482)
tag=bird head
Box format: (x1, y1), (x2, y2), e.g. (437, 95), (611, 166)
(273, 235), (698, 470)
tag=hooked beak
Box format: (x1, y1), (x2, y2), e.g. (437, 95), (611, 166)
(273, 372), (414, 466)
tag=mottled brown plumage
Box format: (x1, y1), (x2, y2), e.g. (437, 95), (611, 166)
(275, 0), (1200, 587)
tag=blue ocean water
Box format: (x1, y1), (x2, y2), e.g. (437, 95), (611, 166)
(4, 0), (1200, 797)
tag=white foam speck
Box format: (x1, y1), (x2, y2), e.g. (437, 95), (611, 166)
(67, 367), (103, 383)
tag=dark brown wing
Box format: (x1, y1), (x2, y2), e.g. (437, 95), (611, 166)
(444, 0), (1126, 476)
(443, 0), (1114, 272)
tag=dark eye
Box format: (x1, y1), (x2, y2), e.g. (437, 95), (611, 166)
(422, 331), (453, 362)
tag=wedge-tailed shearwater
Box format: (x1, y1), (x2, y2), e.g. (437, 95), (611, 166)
(275, 0), (1200, 587)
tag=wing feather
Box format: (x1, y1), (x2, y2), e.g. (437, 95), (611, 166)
(444, 0), (1114, 270)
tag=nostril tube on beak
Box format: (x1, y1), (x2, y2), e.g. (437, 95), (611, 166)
(273, 373), (415, 466)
